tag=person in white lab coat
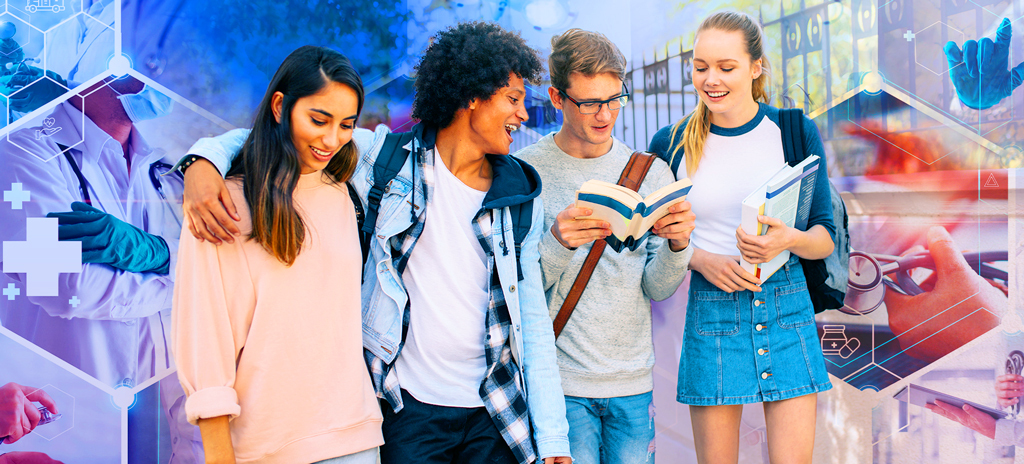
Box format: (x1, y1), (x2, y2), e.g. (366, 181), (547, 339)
(5, 0), (183, 118)
(0, 75), (181, 389)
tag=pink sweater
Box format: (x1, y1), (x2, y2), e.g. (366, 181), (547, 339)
(172, 171), (382, 464)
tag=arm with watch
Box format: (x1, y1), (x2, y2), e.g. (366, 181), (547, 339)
(171, 127), (251, 244)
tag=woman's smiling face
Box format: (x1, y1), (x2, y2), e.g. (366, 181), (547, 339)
(273, 80), (360, 174)
(692, 28), (763, 127)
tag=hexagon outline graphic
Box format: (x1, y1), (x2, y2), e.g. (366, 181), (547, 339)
(912, 21), (966, 77)
(0, 12), (43, 65)
(28, 383), (75, 441)
(7, 0), (85, 33)
(43, 11), (115, 83)
(6, 91), (85, 163)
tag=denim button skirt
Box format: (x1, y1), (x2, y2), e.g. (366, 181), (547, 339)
(678, 255), (832, 405)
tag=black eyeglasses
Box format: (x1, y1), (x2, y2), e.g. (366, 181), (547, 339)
(557, 86), (630, 115)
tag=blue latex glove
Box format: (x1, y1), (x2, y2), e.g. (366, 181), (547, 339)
(46, 202), (171, 275)
(4, 66), (68, 113)
(944, 18), (1024, 110)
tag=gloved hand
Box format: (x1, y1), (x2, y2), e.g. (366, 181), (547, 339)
(2, 66), (68, 113)
(944, 18), (1024, 110)
(46, 201), (171, 275)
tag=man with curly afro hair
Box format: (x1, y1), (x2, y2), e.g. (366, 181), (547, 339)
(174, 22), (572, 464)
(412, 21), (542, 131)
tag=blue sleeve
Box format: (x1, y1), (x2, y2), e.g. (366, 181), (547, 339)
(174, 128), (251, 177)
(647, 125), (674, 157)
(647, 120), (688, 180)
(517, 196), (572, 459)
(802, 116), (836, 241)
(648, 123), (686, 180)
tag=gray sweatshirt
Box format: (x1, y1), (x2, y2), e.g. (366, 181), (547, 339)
(516, 133), (693, 398)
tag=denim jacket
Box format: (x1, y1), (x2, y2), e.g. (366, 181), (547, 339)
(184, 125), (571, 460)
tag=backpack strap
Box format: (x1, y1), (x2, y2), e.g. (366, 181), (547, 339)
(552, 151), (657, 339)
(779, 108), (805, 166)
(508, 199), (532, 282)
(355, 131), (416, 267)
(361, 131), (416, 237)
(347, 182), (369, 266)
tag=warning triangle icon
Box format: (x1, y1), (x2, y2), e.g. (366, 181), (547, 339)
(984, 173), (999, 188)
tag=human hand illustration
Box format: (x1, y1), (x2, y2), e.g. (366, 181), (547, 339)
(944, 18), (1024, 110)
(926, 400), (996, 439)
(996, 374), (1024, 408)
(0, 383), (58, 445)
(885, 227), (1006, 362)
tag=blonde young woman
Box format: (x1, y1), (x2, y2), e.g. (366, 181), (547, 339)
(648, 11), (834, 464)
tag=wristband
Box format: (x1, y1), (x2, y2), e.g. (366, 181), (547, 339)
(179, 155), (204, 173)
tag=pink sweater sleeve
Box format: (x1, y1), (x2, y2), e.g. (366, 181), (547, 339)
(171, 204), (256, 425)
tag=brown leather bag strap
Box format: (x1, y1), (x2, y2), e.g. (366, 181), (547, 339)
(553, 151), (657, 338)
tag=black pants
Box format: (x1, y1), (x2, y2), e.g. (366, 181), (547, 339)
(380, 389), (518, 464)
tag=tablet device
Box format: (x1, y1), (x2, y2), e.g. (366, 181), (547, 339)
(893, 383), (1006, 420)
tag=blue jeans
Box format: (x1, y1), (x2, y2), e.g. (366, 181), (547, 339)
(565, 391), (655, 464)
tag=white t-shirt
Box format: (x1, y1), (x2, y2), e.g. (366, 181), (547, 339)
(686, 117), (785, 255)
(394, 153), (490, 407)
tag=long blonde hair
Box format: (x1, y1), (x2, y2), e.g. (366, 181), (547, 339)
(666, 11), (773, 176)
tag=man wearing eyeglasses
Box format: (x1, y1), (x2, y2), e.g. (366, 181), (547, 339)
(514, 29), (695, 463)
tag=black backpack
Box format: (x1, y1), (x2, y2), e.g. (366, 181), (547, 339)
(349, 127), (534, 281)
(778, 108), (850, 313)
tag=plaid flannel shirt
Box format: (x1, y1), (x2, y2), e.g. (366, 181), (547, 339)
(364, 146), (537, 464)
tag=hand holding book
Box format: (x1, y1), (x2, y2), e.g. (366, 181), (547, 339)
(651, 201), (695, 251)
(573, 177), (693, 252)
(551, 199), (695, 251)
(550, 204), (613, 250)
(738, 155), (821, 280)
(736, 214), (797, 265)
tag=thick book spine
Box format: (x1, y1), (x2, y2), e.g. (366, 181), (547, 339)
(793, 157), (819, 231)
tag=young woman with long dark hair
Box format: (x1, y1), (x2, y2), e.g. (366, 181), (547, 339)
(172, 46), (381, 464)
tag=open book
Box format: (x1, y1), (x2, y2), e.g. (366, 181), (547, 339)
(740, 155), (820, 280)
(575, 177), (692, 252)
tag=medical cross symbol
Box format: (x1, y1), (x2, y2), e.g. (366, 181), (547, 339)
(68, 296), (80, 307)
(831, 342), (838, 348)
(2, 283), (19, 300)
(2, 218), (81, 296)
(4, 183), (30, 209)
(904, 30), (915, 41)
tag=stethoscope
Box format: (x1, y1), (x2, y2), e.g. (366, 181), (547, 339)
(1008, 350), (1024, 418)
(138, 0), (187, 77)
(61, 147), (184, 227)
(841, 250), (1008, 315)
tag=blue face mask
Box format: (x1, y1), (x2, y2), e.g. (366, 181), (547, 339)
(115, 84), (174, 122)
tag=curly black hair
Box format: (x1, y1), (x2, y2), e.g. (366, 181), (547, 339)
(413, 22), (542, 128)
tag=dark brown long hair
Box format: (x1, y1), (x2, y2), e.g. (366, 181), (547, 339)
(227, 46), (364, 265)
